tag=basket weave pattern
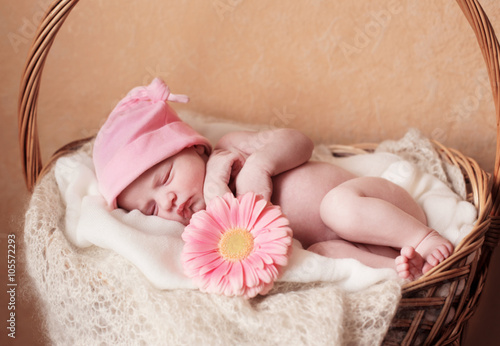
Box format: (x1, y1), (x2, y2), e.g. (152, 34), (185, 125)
(18, 0), (500, 345)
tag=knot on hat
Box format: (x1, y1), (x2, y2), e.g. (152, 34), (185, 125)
(147, 78), (190, 103)
(147, 78), (169, 102)
(126, 78), (189, 105)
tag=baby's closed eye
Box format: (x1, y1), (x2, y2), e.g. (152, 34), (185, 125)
(157, 167), (172, 186)
(144, 203), (157, 216)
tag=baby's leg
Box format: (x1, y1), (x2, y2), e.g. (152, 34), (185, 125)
(308, 240), (397, 269)
(320, 177), (453, 278)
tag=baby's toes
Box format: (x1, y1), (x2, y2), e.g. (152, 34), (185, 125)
(396, 263), (411, 279)
(438, 243), (452, 258)
(400, 246), (416, 260)
(435, 247), (447, 262)
(426, 253), (440, 267)
(395, 255), (408, 266)
(400, 271), (411, 280)
(422, 262), (434, 274)
(428, 245), (452, 265)
(396, 261), (409, 272)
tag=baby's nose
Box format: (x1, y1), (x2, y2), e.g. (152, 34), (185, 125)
(158, 191), (177, 212)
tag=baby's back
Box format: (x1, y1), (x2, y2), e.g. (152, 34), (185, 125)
(271, 161), (356, 248)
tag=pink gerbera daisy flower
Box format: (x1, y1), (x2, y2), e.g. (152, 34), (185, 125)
(181, 192), (293, 299)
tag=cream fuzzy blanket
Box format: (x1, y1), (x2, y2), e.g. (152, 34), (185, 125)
(24, 113), (477, 345)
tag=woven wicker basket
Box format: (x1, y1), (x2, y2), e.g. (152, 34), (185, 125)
(18, 0), (500, 344)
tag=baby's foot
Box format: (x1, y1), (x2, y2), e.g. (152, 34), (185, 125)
(395, 246), (424, 280)
(415, 230), (454, 274)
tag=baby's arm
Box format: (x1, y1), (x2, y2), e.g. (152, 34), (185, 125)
(215, 129), (314, 200)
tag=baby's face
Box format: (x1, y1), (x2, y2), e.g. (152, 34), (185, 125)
(117, 147), (207, 225)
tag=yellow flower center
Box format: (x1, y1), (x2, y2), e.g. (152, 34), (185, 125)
(218, 228), (254, 261)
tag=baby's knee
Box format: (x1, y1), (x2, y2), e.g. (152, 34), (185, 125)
(320, 186), (360, 230)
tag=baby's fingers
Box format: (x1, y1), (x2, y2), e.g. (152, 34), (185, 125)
(204, 180), (231, 204)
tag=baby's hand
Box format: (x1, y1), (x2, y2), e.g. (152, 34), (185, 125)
(204, 149), (245, 204)
(235, 156), (273, 202)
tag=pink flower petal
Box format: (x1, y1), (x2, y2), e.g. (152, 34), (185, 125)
(183, 240), (218, 253)
(206, 193), (227, 214)
(267, 264), (280, 278)
(273, 255), (289, 267)
(265, 253), (289, 266)
(254, 282), (274, 297)
(253, 228), (291, 243)
(184, 225), (221, 243)
(221, 192), (236, 205)
(229, 194), (241, 228)
(184, 252), (221, 273)
(257, 251), (274, 265)
(253, 207), (287, 231)
(209, 261), (232, 287)
(258, 239), (291, 251)
(242, 261), (260, 287)
(246, 253), (265, 270)
(191, 212), (226, 237)
(184, 232), (220, 247)
(223, 280), (234, 296)
(237, 193), (257, 229)
(246, 197), (269, 229)
(243, 285), (262, 299)
(208, 196), (233, 230)
(198, 275), (214, 291)
(228, 260), (244, 292)
(255, 242), (290, 256)
(188, 213), (223, 234)
(258, 235), (290, 248)
(214, 212), (233, 232)
(255, 266), (274, 284)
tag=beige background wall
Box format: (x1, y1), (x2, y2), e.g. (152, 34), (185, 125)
(1, 0), (499, 344)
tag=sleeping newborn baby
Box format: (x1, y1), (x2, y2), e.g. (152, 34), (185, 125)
(93, 78), (453, 280)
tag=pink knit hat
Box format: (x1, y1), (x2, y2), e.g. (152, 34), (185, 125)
(93, 78), (212, 208)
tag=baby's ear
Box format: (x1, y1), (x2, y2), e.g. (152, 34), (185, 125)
(194, 145), (209, 162)
(194, 145), (205, 155)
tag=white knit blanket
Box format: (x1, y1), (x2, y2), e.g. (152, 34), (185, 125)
(25, 113), (477, 345)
